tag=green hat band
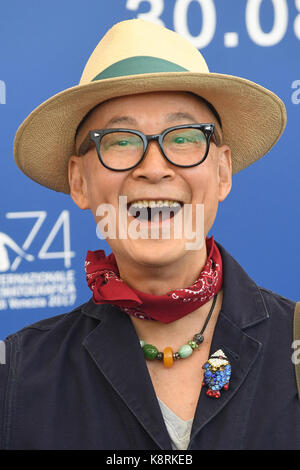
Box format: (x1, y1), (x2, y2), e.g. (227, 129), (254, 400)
(92, 56), (188, 81)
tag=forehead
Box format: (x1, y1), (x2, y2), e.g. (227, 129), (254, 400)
(75, 91), (220, 147)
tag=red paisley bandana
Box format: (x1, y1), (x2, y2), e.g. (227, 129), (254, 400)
(85, 236), (223, 323)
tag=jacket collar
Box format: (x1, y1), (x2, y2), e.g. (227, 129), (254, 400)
(82, 241), (269, 449)
(216, 242), (269, 329)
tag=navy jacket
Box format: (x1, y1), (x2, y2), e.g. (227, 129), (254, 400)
(0, 243), (299, 450)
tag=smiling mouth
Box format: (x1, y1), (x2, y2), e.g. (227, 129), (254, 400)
(127, 199), (183, 222)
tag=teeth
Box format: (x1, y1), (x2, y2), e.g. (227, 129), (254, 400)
(129, 200), (181, 208)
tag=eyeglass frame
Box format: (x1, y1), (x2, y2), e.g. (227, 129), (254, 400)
(77, 123), (218, 172)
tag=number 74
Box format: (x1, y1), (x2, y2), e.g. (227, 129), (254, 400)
(6, 210), (75, 270)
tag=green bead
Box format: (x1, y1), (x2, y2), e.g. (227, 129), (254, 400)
(188, 340), (198, 350)
(142, 344), (158, 360)
(140, 340), (145, 348)
(178, 344), (193, 358)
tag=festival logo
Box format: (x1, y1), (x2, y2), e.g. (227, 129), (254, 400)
(0, 211), (76, 312)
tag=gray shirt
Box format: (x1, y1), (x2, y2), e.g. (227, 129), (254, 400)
(157, 398), (193, 450)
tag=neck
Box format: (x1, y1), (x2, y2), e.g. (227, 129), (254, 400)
(115, 245), (208, 296)
(130, 289), (223, 350)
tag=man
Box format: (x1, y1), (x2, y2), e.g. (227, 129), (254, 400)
(1, 19), (299, 450)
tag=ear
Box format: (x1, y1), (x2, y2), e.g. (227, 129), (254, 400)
(217, 145), (232, 202)
(68, 155), (90, 210)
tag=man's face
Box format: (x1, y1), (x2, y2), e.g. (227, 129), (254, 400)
(69, 91), (231, 267)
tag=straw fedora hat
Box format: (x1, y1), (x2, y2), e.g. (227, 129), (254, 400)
(14, 19), (286, 194)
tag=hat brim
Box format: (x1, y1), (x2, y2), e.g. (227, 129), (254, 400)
(14, 71), (286, 193)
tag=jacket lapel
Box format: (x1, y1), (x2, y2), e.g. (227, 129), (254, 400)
(190, 312), (263, 444)
(82, 300), (172, 449)
(189, 243), (269, 446)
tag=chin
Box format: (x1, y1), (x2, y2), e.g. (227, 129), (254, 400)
(126, 238), (187, 267)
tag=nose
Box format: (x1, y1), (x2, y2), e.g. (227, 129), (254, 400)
(131, 140), (176, 182)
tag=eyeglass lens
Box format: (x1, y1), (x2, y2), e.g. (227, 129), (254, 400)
(99, 128), (208, 170)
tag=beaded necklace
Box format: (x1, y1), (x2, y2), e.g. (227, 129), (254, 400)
(140, 294), (218, 368)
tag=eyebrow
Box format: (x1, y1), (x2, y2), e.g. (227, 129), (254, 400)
(104, 112), (199, 129)
(165, 112), (198, 124)
(105, 116), (138, 127)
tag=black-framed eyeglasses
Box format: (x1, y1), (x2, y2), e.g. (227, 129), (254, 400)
(78, 123), (217, 171)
